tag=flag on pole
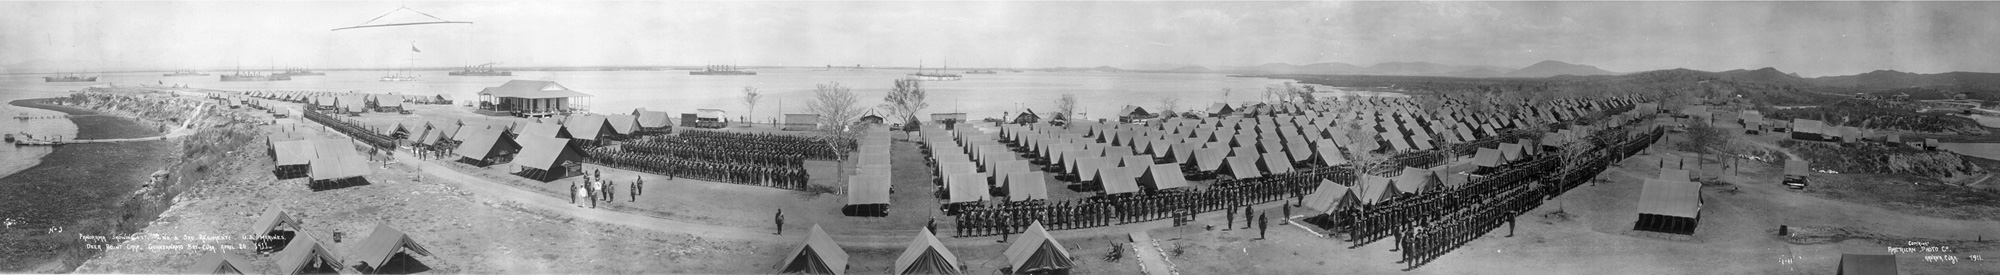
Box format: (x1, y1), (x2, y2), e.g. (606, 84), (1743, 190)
(412, 45), (421, 53)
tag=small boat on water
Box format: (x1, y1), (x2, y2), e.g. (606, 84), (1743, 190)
(43, 72), (98, 82)
(965, 70), (997, 74)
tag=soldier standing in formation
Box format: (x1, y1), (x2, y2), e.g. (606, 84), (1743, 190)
(631, 176), (642, 202)
(1258, 212), (1269, 240)
(1242, 204), (1254, 229)
(1225, 204), (1236, 231)
(601, 175), (615, 202)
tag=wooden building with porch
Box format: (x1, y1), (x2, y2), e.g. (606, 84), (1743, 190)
(477, 80), (593, 117)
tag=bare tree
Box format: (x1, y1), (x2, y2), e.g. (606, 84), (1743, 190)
(808, 82), (863, 133)
(1158, 97), (1180, 114)
(741, 86), (761, 127)
(1344, 123), (1389, 177)
(1220, 88), (1234, 106)
(1678, 119), (1730, 172)
(880, 78), (929, 127)
(1056, 93), (1078, 126)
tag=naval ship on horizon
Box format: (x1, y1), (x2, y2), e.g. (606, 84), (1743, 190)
(449, 62), (513, 76)
(219, 67), (291, 82)
(43, 72), (98, 82)
(907, 60), (961, 81)
(690, 65), (757, 75)
(163, 69), (209, 77)
(274, 67), (325, 77)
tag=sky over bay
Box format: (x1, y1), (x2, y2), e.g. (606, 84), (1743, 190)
(4, 1), (1998, 77)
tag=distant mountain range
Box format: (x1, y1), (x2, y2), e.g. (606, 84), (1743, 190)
(1808, 70), (2000, 89)
(1146, 60), (1619, 78)
(1503, 60), (1617, 78)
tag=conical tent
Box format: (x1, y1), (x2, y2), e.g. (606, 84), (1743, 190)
(181, 253), (251, 275)
(1219, 155), (1264, 179)
(353, 224), (433, 272)
(1301, 180), (1360, 214)
(275, 233), (344, 275)
(252, 206), (302, 235)
(780, 225), (849, 275)
(1003, 221), (1074, 274)
(892, 229), (964, 275)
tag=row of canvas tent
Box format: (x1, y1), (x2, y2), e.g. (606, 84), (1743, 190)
(186, 207), (434, 275)
(846, 127), (894, 216)
(242, 90), (453, 106)
(780, 222), (1075, 275)
(926, 126), (1058, 203)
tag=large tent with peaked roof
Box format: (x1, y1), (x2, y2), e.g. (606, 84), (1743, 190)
(632, 108), (676, 134)
(562, 115), (616, 144)
(1006, 172), (1050, 201)
(1218, 155), (1264, 179)
(306, 139), (373, 190)
(1357, 175), (1400, 205)
(780, 225), (850, 275)
(845, 174), (892, 217)
(893, 229), (964, 275)
(181, 253), (252, 275)
(252, 206), (303, 251)
(512, 136), (586, 182)
(275, 233), (344, 275)
(452, 127), (520, 167)
(1836, 254), (1899, 275)
(1633, 179), (1703, 235)
(1004, 221), (1075, 275)
(1099, 166), (1143, 194)
(1139, 164), (1189, 191)
(1301, 180), (1361, 227)
(353, 224), (434, 274)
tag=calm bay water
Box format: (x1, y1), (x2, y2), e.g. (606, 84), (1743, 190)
(0, 68), (1402, 178)
(0, 76), (86, 177)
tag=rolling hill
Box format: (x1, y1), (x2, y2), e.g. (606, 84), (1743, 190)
(1502, 60), (1616, 77)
